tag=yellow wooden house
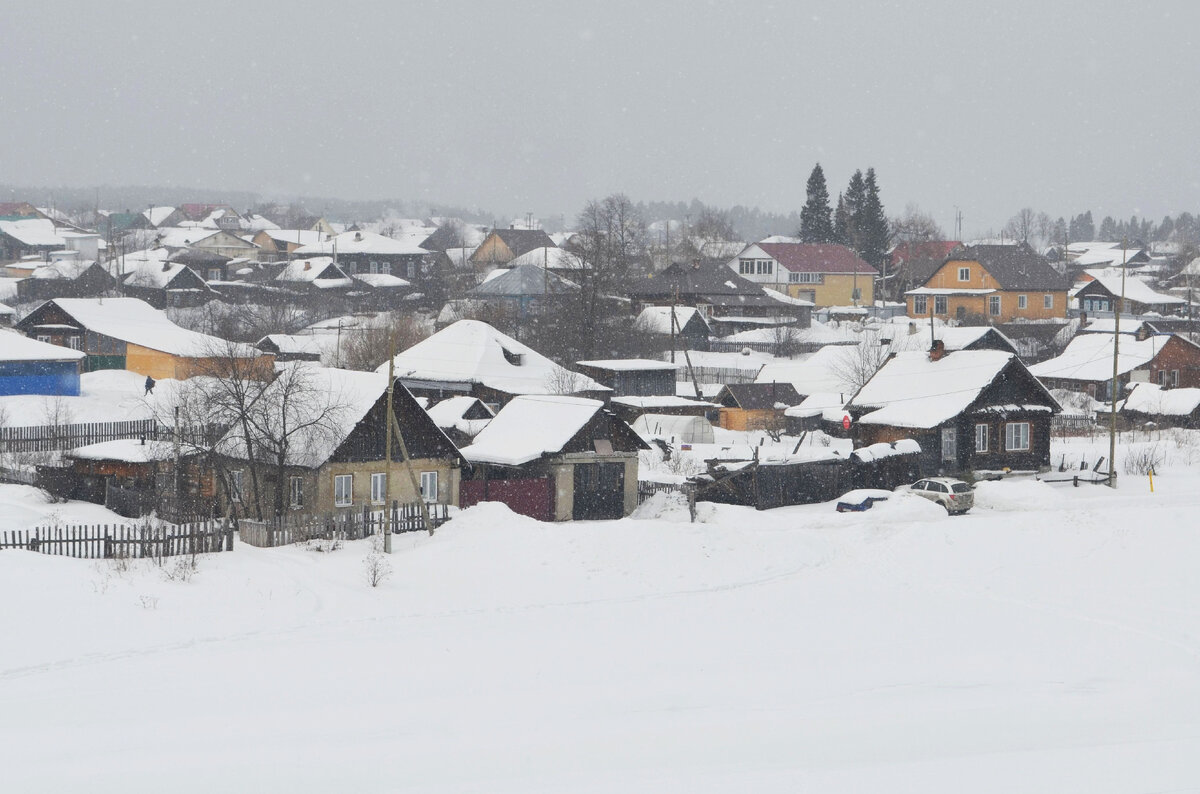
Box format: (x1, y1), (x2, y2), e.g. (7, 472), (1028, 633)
(906, 243), (1069, 323)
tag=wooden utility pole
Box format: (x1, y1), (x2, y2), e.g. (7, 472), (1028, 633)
(1108, 240), (1128, 488)
(384, 332), (434, 536)
(383, 336), (395, 553)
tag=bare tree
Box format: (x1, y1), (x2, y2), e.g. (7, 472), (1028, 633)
(830, 334), (897, 393)
(1003, 208), (1038, 245)
(570, 194), (649, 358)
(338, 312), (431, 372)
(544, 365), (585, 395)
(890, 203), (945, 242)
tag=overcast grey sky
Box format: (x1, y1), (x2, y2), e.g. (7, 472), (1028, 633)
(4, 1), (1199, 235)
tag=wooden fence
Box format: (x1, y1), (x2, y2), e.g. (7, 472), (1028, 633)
(675, 366), (760, 386)
(0, 520), (233, 561)
(238, 502), (451, 548)
(0, 420), (225, 453)
(637, 480), (692, 505)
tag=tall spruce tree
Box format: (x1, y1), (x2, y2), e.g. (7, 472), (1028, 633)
(833, 193), (849, 244)
(855, 168), (890, 268)
(842, 170), (867, 250)
(799, 163), (834, 243)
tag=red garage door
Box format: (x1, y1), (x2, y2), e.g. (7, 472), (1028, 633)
(460, 477), (554, 522)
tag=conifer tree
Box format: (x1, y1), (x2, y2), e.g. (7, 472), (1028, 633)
(799, 163), (834, 243)
(842, 170), (867, 250)
(833, 193), (849, 245)
(856, 168), (890, 268)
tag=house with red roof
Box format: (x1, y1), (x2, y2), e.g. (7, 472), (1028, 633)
(726, 242), (877, 307)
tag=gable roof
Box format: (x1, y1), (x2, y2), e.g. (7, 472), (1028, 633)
(276, 257), (353, 286)
(849, 350), (1057, 428)
(459, 395), (606, 465)
(890, 240), (962, 266)
(0, 329), (86, 362)
(23, 297), (255, 358)
(294, 230), (428, 256)
(633, 305), (710, 335)
(627, 259), (772, 299)
(507, 246), (584, 270)
(1029, 333), (1160, 383)
(376, 319), (607, 397)
(754, 243), (878, 275)
(717, 382), (803, 410)
(1076, 270), (1185, 306)
(489, 228), (556, 258)
(755, 345), (865, 396)
(1123, 382), (1200, 417)
(0, 218), (64, 247)
(468, 264), (579, 297)
(941, 243), (1069, 291)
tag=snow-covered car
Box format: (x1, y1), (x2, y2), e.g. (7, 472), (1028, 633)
(897, 478), (974, 514)
(834, 489), (891, 512)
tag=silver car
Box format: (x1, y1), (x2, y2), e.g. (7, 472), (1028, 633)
(899, 478), (974, 514)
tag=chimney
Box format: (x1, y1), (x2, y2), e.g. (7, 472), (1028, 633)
(354, 231), (363, 242)
(907, 321), (917, 336)
(929, 339), (946, 362)
(162, 262), (171, 272)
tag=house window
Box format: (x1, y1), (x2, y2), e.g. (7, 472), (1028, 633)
(790, 272), (821, 284)
(229, 470), (243, 503)
(934, 296), (948, 315)
(957, 267), (971, 282)
(369, 260), (380, 275)
(207, 268), (221, 281)
(67, 335), (81, 350)
(1005, 422), (1031, 451)
(756, 260), (773, 276)
(738, 259), (754, 275)
(941, 427), (957, 461)
(1158, 369), (1180, 388)
(334, 474), (353, 507)
(289, 476), (304, 509)
(420, 471), (438, 502)
(913, 295), (928, 315)
(1018, 294), (1028, 309)
(852, 287), (862, 301)
(989, 295), (1001, 316)
(371, 472), (387, 504)
(1044, 294), (1053, 309)
(975, 423), (989, 453)
(37, 335), (51, 344)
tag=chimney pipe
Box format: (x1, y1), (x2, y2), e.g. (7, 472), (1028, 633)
(929, 339), (946, 362)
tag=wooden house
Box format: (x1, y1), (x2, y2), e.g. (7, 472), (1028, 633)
(119, 258), (217, 308)
(16, 297), (269, 379)
(1031, 332), (1200, 400)
(906, 243), (1069, 323)
(57, 439), (214, 520)
(0, 218), (64, 262)
(575, 359), (679, 397)
(887, 241), (963, 300)
(1122, 382), (1200, 429)
(171, 249), (234, 283)
(424, 396), (495, 447)
(293, 230), (429, 281)
(1073, 270), (1186, 317)
(215, 368), (464, 518)
(251, 229), (328, 261)
(847, 344), (1060, 475)
(459, 395), (647, 521)
(714, 382), (803, 431)
(16, 258), (117, 303)
(632, 305), (713, 352)
(469, 228), (556, 273)
(0, 331), (86, 396)
(468, 263), (579, 321)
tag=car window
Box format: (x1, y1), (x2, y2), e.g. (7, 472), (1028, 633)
(930, 482), (947, 493)
(952, 483), (971, 494)
(913, 480), (927, 490)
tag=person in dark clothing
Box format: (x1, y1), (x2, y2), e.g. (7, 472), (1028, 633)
(145, 376), (155, 395)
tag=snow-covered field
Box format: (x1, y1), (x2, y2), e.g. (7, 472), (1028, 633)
(3, 446), (1200, 792)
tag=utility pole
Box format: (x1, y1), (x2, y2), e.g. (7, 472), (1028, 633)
(1108, 239), (1128, 488)
(383, 335), (396, 553)
(383, 334), (434, 537)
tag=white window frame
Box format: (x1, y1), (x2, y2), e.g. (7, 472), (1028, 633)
(67, 335), (81, 350)
(207, 267), (221, 281)
(934, 296), (948, 315)
(1005, 422), (1031, 451)
(1018, 294), (1028, 310)
(756, 259), (773, 276)
(738, 259), (754, 275)
(989, 295), (1001, 316)
(975, 423), (989, 453)
(913, 295), (928, 315)
(1043, 294), (1053, 309)
(36, 334), (51, 344)
(420, 471), (438, 503)
(230, 469), (243, 503)
(957, 266), (970, 282)
(941, 427), (957, 461)
(371, 472), (387, 504)
(289, 476), (304, 509)
(334, 473), (353, 507)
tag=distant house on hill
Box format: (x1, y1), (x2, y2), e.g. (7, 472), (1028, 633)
(1073, 270), (1186, 317)
(16, 297), (267, 380)
(469, 228), (556, 273)
(632, 305), (712, 351)
(251, 229), (328, 261)
(727, 242), (878, 307)
(575, 359), (678, 397)
(16, 258), (117, 303)
(907, 243), (1069, 323)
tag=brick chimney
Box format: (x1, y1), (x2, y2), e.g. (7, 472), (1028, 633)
(929, 339), (946, 362)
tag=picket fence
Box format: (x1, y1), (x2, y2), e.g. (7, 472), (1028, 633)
(636, 480), (691, 505)
(0, 420), (225, 453)
(238, 502), (451, 548)
(0, 520), (234, 561)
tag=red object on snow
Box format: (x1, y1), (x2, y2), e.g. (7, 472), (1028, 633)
(842, 415), (851, 430)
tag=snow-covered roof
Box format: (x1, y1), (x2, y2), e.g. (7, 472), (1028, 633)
(507, 246), (584, 270)
(66, 439), (175, 463)
(0, 330), (86, 361)
(849, 439), (922, 463)
(630, 413), (715, 443)
(294, 230), (429, 256)
(377, 320), (607, 397)
(905, 287), (998, 296)
(256, 334), (333, 357)
(783, 391), (845, 418)
(0, 302), (13, 317)
(215, 368), (391, 468)
(1072, 247), (1144, 267)
(121, 257), (196, 290)
(259, 229), (327, 247)
(276, 257), (351, 286)
(425, 395), (494, 438)
(0, 218), (63, 247)
(1123, 382), (1200, 416)
(633, 305), (709, 335)
(1029, 333), (1158, 383)
(352, 273), (411, 288)
(755, 344), (865, 396)
(35, 298), (257, 358)
(876, 323), (1016, 352)
(460, 395), (603, 466)
(850, 350), (1031, 429)
(152, 227), (223, 249)
(143, 206), (176, 226)
(610, 395), (717, 410)
(1078, 269), (1185, 306)
(576, 359), (678, 372)
(28, 259), (97, 281)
